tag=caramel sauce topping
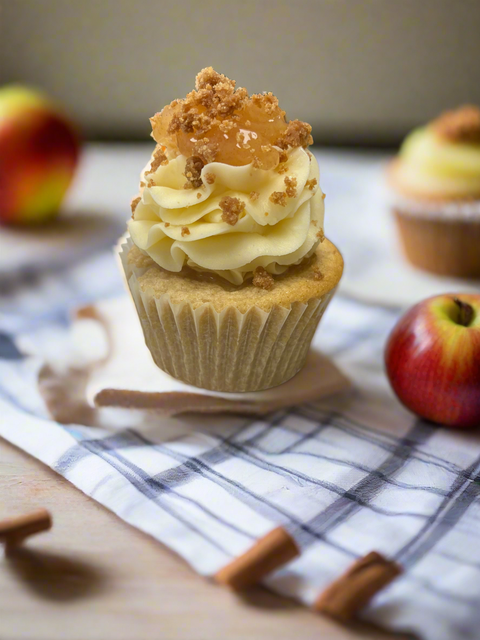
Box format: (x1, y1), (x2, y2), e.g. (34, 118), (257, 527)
(150, 67), (313, 170)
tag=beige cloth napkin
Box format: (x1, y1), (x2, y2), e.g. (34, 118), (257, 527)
(38, 296), (350, 421)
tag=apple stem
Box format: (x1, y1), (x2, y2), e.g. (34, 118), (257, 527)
(454, 297), (474, 327)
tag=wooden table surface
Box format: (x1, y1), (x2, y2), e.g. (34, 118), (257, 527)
(0, 438), (412, 640)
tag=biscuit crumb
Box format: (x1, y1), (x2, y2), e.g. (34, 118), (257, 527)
(276, 163), (288, 174)
(193, 138), (219, 164)
(219, 195), (244, 225)
(181, 226), (190, 237)
(253, 266), (275, 290)
(184, 155), (205, 189)
(322, 192), (326, 199)
(269, 191), (287, 206)
(164, 222), (170, 227)
(306, 178), (318, 191)
(432, 105), (480, 144)
(197, 192), (202, 199)
(205, 172), (216, 184)
(284, 176), (297, 198)
(147, 179), (155, 188)
(316, 229), (325, 242)
(145, 145), (167, 175)
(131, 196), (141, 217)
(265, 212), (269, 216)
(195, 66), (233, 91)
(249, 191), (259, 201)
(276, 120), (313, 150)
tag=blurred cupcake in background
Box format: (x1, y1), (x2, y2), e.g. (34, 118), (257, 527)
(388, 105), (480, 278)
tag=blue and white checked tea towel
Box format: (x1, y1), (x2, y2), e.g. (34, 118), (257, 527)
(2, 146), (480, 640)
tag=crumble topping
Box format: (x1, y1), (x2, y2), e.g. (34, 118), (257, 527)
(192, 139), (219, 164)
(269, 191), (287, 206)
(253, 266), (275, 290)
(249, 191), (259, 201)
(432, 105), (480, 144)
(184, 155), (205, 188)
(251, 92), (281, 115)
(276, 163), (288, 174)
(195, 67), (232, 91)
(316, 229), (325, 242)
(219, 195), (244, 225)
(276, 120), (313, 150)
(204, 172), (216, 184)
(164, 222), (170, 227)
(181, 226), (190, 237)
(306, 178), (317, 191)
(149, 67), (314, 169)
(145, 145), (168, 175)
(284, 176), (297, 198)
(131, 196), (141, 217)
(147, 179), (155, 188)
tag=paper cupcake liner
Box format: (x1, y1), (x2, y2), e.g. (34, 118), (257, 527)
(393, 209), (480, 278)
(118, 236), (337, 392)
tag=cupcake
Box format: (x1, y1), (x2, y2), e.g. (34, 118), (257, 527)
(119, 67), (343, 392)
(389, 105), (480, 278)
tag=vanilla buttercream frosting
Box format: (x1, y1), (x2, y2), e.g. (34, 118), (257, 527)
(129, 146), (324, 284)
(392, 106), (480, 199)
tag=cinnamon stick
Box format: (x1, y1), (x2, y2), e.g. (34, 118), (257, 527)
(313, 551), (402, 621)
(0, 509), (52, 551)
(215, 526), (299, 590)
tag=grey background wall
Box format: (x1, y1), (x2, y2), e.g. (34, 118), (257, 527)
(1, 0), (479, 144)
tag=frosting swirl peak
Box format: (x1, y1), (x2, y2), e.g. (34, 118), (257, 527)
(129, 146), (324, 284)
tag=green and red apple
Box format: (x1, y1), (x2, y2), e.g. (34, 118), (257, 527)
(385, 294), (480, 429)
(0, 85), (80, 224)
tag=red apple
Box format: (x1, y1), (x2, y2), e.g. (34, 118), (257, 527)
(0, 85), (80, 224)
(385, 294), (480, 428)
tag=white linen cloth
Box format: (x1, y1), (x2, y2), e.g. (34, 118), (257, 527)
(1, 144), (480, 640)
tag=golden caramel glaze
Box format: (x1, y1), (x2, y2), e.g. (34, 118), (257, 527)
(150, 67), (313, 170)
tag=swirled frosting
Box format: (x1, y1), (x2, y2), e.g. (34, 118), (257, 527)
(129, 146), (324, 284)
(392, 106), (480, 199)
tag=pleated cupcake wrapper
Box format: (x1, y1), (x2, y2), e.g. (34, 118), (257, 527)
(118, 235), (336, 393)
(393, 210), (480, 278)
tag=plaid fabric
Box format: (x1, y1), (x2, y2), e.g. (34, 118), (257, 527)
(1, 234), (480, 640)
